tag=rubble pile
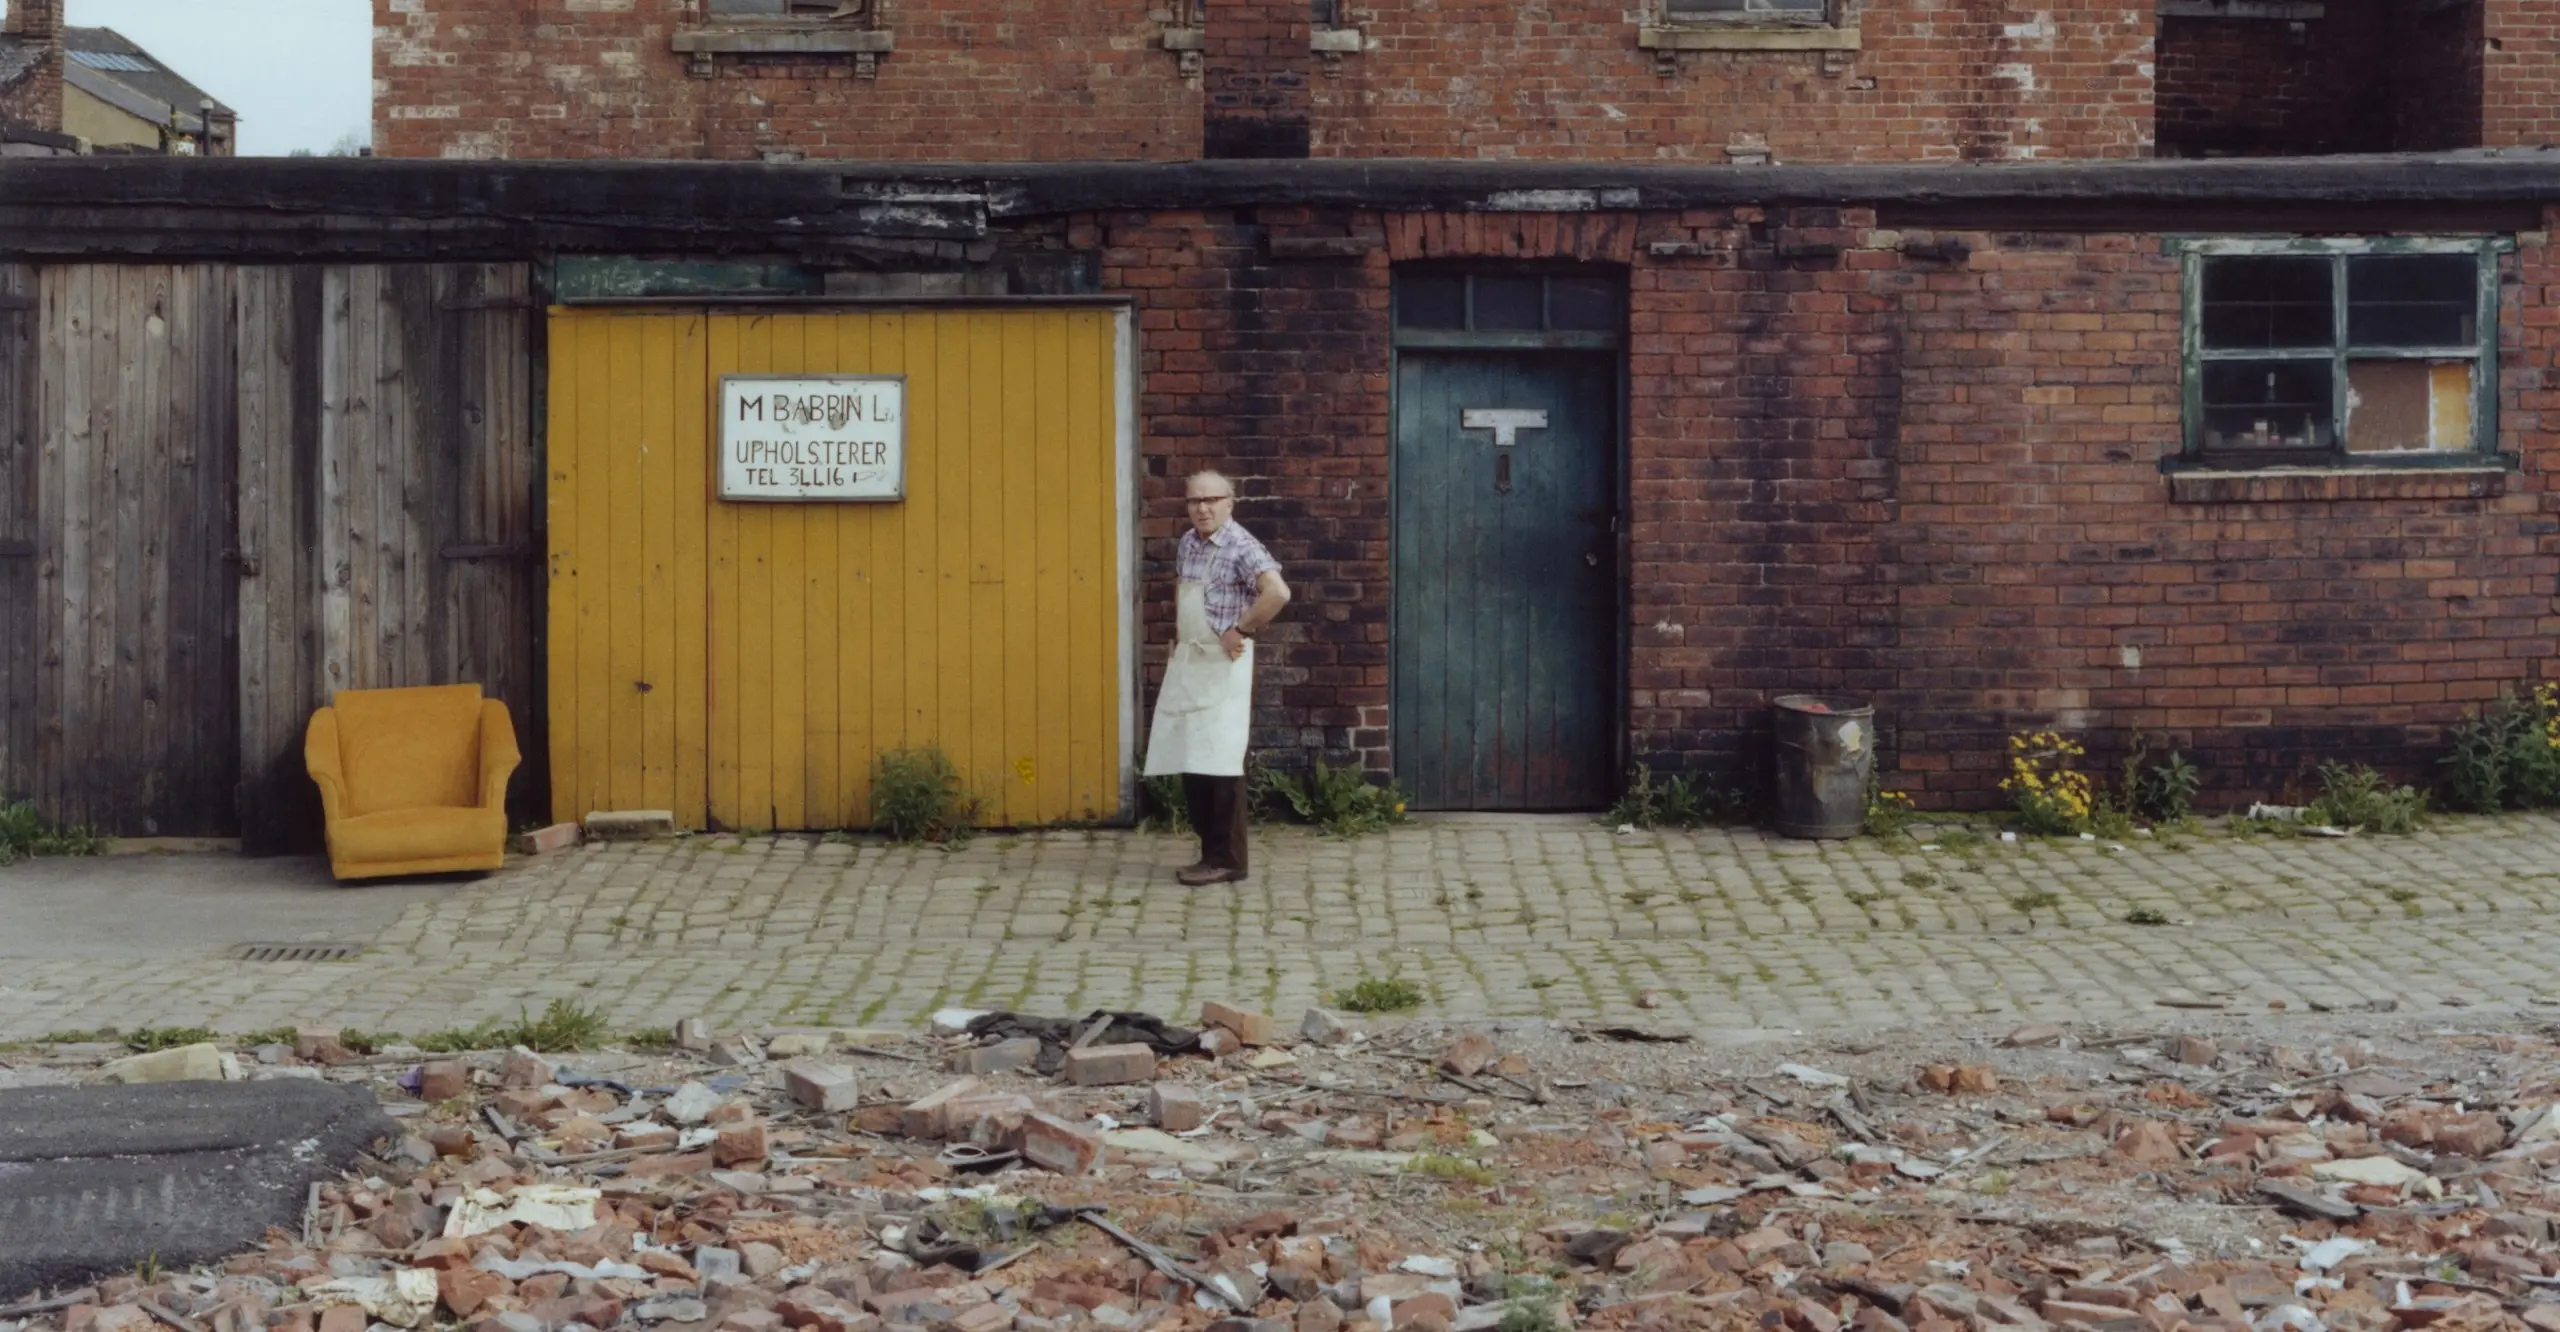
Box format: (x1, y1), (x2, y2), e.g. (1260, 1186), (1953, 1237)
(3, 1007), (2557, 1332)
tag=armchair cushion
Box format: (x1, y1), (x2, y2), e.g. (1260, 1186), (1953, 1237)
(334, 684), (487, 816)
(327, 806), (508, 869)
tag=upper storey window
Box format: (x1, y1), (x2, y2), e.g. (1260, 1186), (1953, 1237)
(1664, 0), (1831, 24)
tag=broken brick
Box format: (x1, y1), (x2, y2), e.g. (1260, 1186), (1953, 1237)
(782, 1061), (861, 1113)
(899, 1076), (986, 1139)
(1021, 1110), (1103, 1174)
(1200, 1001), (1274, 1046)
(1152, 1083), (1207, 1132)
(1063, 1042), (1157, 1086)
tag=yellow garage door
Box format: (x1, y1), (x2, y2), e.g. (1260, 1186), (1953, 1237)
(546, 306), (1131, 831)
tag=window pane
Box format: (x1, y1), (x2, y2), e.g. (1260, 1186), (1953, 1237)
(1671, 0), (1823, 11)
(2200, 359), (2334, 450)
(2348, 255), (2475, 347)
(2200, 256), (2333, 349)
(1473, 275), (1545, 331)
(2346, 359), (2472, 452)
(1397, 274), (1465, 330)
(707, 0), (791, 11)
(1548, 276), (1620, 331)
(1310, 0), (1337, 24)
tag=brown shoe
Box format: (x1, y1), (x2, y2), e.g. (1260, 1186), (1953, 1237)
(1177, 865), (1245, 886)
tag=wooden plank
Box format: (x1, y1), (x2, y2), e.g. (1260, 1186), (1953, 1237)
(93, 267), (140, 831)
(900, 314), (939, 773)
(856, 312), (907, 816)
(544, 309), (584, 825)
(0, 264), (35, 806)
(672, 313), (708, 829)
(574, 308), (614, 820)
(639, 312), (679, 815)
(734, 314), (774, 831)
(1065, 310), (1106, 818)
(997, 313), (1038, 825)
(189, 264), (242, 835)
(604, 315), (645, 812)
(478, 264), (540, 824)
(794, 314), (838, 825)
(37, 266), (82, 825)
(1031, 313), (1071, 820)
(139, 266), (177, 832)
(965, 313), (1005, 820)
(830, 314), (872, 826)
(934, 313), (972, 801)
(232, 265), (308, 849)
(318, 266), (356, 700)
(767, 314), (809, 833)
(704, 313), (741, 827)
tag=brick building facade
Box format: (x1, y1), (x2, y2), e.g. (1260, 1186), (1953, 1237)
(345, 0), (2560, 814)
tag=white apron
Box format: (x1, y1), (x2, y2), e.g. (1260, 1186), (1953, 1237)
(1143, 581), (1254, 778)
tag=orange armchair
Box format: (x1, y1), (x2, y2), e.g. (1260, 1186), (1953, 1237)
(305, 684), (520, 881)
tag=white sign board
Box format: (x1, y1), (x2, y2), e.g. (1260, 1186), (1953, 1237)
(718, 375), (907, 502)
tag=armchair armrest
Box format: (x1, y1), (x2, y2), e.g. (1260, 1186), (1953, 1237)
(478, 699), (522, 813)
(304, 707), (349, 823)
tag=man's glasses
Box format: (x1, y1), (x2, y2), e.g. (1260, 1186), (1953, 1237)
(1184, 495), (1234, 506)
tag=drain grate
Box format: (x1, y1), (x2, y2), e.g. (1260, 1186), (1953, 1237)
(230, 942), (361, 963)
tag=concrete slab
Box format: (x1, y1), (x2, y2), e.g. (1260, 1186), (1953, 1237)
(0, 853), (462, 958)
(0, 1078), (398, 1298)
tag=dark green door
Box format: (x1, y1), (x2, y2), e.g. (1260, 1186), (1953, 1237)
(1394, 350), (1618, 809)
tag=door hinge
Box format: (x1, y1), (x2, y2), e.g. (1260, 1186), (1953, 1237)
(441, 540), (534, 561)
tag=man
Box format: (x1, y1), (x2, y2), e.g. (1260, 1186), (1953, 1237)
(1143, 470), (1291, 886)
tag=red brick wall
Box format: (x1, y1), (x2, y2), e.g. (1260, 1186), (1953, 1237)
(2156, 10), (2394, 157)
(2480, 0), (2560, 148)
(377, 0), (2153, 163)
(1104, 208), (1398, 767)
(1628, 213), (2557, 804)
(0, 0), (63, 135)
(373, 0), (1201, 161)
(1312, 0), (2154, 162)
(1108, 204), (2560, 804)
(1204, 0), (1313, 158)
(2399, 0), (2484, 150)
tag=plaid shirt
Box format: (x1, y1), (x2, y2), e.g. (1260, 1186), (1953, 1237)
(1177, 520), (1281, 634)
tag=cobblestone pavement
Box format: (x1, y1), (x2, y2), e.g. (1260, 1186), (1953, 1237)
(5, 812), (2559, 1041)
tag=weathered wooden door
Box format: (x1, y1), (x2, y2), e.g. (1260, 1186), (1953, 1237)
(1393, 347), (1618, 809)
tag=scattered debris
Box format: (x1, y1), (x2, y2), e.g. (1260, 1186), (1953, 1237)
(1, 1009), (2555, 1332)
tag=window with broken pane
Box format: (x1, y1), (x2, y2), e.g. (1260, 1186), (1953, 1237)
(1665, 0), (1830, 21)
(706, 0), (854, 15)
(2187, 242), (2496, 462)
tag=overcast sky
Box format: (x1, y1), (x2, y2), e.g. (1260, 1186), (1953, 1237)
(1, 0), (371, 156)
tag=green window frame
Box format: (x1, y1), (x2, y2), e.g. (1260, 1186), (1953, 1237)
(2174, 236), (2509, 469)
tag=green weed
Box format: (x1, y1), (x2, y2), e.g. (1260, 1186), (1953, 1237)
(1138, 773), (1191, 834)
(2304, 762), (2428, 835)
(124, 1026), (219, 1052)
(2442, 686), (2560, 813)
(2121, 737), (2202, 824)
(869, 746), (982, 845)
(1260, 757), (1410, 837)
(1864, 784), (1919, 838)
(1406, 1153), (1500, 1186)
(0, 799), (109, 864)
(1332, 977), (1425, 1013)
(1607, 763), (1742, 831)
(2123, 907), (2170, 926)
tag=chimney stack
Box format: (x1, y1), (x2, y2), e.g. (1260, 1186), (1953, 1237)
(4, 0), (64, 39)
(0, 0), (65, 134)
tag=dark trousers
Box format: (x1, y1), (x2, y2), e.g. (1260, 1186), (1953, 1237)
(1182, 772), (1250, 874)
